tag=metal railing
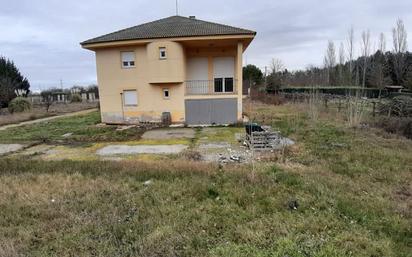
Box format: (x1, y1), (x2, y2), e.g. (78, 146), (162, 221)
(185, 79), (237, 95)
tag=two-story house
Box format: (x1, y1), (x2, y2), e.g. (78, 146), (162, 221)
(81, 16), (256, 125)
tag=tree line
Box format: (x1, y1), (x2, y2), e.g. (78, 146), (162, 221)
(244, 19), (412, 92)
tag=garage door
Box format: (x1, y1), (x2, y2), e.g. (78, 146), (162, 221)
(185, 98), (237, 125)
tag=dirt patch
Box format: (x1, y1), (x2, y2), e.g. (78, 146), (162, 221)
(141, 128), (195, 140)
(393, 184), (412, 218)
(15, 144), (56, 156)
(0, 144), (25, 155)
(96, 144), (188, 156)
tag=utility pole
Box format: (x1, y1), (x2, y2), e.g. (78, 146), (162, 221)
(264, 66), (267, 84)
(175, 0), (178, 15)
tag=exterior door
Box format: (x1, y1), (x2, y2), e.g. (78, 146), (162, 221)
(185, 98), (237, 125)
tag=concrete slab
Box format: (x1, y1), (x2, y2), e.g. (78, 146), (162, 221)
(17, 144), (56, 156)
(0, 144), (25, 155)
(199, 143), (231, 149)
(141, 128), (195, 140)
(96, 144), (188, 156)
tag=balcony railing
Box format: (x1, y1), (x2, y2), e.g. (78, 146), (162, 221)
(185, 79), (238, 95)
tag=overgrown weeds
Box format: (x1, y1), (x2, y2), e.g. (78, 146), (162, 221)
(1, 101), (411, 257)
(346, 96), (368, 127)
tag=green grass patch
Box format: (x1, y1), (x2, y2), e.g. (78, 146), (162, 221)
(0, 111), (144, 143)
(197, 127), (243, 145)
(1, 102), (411, 256)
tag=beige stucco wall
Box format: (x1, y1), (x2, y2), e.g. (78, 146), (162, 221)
(93, 37), (247, 124)
(147, 41), (186, 83)
(96, 44), (185, 124)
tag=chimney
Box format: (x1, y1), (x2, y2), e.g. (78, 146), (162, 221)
(189, 16), (196, 19)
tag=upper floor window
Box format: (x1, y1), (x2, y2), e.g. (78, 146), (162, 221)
(159, 47), (167, 59)
(213, 57), (235, 93)
(121, 51), (135, 68)
(163, 88), (170, 99)
(214, 78), (234, 93)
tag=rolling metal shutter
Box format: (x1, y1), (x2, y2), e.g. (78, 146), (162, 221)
(185, 98), (237, 125)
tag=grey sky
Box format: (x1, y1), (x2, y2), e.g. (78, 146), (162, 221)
(1, 0), (411, 91)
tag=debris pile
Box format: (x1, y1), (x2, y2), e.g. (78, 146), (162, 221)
(245, 124), (294, 150)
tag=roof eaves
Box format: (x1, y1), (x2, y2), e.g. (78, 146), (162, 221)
(80, 32), (256, 47)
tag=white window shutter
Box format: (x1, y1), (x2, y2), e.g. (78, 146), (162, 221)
(121, 52), (135, 62)
(123, 90), (137, 106)
(213, 57), (235, 78)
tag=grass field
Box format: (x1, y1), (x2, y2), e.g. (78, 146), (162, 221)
(0, 102), (411, 257)
(0, 102), (98, 126)
(0, 111), (144, 143)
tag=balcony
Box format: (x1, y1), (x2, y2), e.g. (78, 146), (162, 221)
(185, 79), (238, 95)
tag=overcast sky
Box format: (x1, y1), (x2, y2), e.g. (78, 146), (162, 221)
(1, 0), (411, 91)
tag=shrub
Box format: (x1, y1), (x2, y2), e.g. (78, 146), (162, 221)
(250, 86), (285, 105)
(71, 94), (82, 103)
(8, 97), (31, 113)
(378, 95), (412, 117)
(374, 117), (412, 139)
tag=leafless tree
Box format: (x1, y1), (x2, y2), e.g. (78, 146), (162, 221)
(393, 19), (408, 53)
(346, 26), (355, 85)
(266, 58), (285, 91)
(379, 33), (386, 53)
(270, 58), (284, 74)
(360, 30), (371, 88)
(324, 41), (336, 85)
(392, 19), (408, 85)
(338, 42), (345, 85)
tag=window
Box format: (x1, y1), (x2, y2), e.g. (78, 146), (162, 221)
(163, 88), (170, 99)
(224, 78), (234, 92)
(121, 52), (135, 68)
(214, 78), (223, 92)
(214, 77), (234, 93)
(123, 90), (137, 106)
(159, 47), (167, 59)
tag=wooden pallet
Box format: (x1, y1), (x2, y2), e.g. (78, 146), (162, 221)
(246, 131), (281, 150)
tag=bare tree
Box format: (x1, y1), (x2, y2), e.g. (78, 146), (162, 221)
(267, 58), (285, 92)
(270, 58), (284, 74)
(393, 19), (408, 53)
(324, 41), (336, 85)
(360, 30), (371, 88)
(338, 42), (345, 85)
(346, 26), (355, 86)
(392, 19), (408, 85)
(379, 33), (386, 53)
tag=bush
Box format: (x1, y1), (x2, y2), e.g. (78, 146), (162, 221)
(378, 95), (412, 117)
(71, 94), (82, 103)
(374, 117), (412, 139)
(8, 97), (31, 113)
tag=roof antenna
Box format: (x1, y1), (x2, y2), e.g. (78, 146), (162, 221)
(175, 0), (179, 15)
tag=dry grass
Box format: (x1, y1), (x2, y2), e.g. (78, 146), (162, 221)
(0, 102), (98, 126)
(0, 101), (411, 257)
